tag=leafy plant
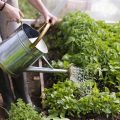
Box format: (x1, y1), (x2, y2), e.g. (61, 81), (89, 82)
(45, 11), (120, 92)
(44, 80), (93, 117)
(44, 80), (120, 119)
(42, 115), (70, 120)
(8, 99), (42, 120)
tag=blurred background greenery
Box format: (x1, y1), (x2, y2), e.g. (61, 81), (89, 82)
(19, 0), (39, 18)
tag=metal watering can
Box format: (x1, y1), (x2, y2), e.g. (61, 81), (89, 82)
(0, 23), (51, 75)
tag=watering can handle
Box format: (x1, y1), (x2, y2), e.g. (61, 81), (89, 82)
(31, 22), (51, 48)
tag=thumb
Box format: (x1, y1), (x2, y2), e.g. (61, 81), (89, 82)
(19, 10), (24, 18)
(45, 16), (50, 23)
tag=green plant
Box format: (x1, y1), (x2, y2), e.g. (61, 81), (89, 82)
(9, 99), (42, 120)
(42, 115), (70, 120)
(45, 11), (120, 92)
(44, 80), (120, 119)
(78, 85), (120, 117)
(45, 80), (93, 117)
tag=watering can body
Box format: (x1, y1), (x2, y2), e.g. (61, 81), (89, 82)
(0, 24), (48, 75)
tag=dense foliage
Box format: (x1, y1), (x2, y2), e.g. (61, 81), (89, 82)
(45, 80), (120, 119)
(8, 11), (120, 120)
(45, 11), (120, 92)
(8, 99), (70, 120)
(43, 11), (120, 119)
(8, 99), (41, 120)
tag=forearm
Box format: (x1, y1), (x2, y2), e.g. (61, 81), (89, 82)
(28, 0), (49, 16)
(28, 0), (57, 25)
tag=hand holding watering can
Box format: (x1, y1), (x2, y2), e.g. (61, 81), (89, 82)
(0, 0), (57, 25)
(0, 0), (59, 75)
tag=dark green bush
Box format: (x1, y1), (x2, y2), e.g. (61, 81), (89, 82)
(45, 11), (120, 92)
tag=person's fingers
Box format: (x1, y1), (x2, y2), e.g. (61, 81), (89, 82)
(7, 19), (12, 23)
(51, 18), (55, 25)
(7, 18), (16, 22)
(16, 18), (21, 23)
(46, 17), (55, 25)
(19, 10), (24, 18)
(51, 17), (58, 25)
(8, 18), (21, 23)
(45, 16), (50, 24)
(13, 18), (19, 22)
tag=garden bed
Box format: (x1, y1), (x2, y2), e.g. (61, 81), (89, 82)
(4, 11), (120, 120)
